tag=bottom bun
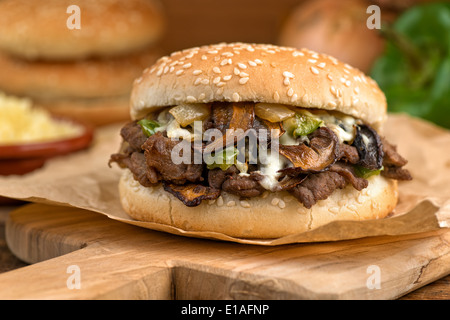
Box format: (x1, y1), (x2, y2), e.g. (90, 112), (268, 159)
(35, 95), (131, 127)
(119, 168), (399, 239)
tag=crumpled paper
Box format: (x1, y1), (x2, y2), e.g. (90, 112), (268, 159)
(0, 114), (449, 245)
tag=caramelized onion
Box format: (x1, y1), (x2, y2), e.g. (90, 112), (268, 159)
(255, 103), (295, 123)
(169, 103), (211, 127)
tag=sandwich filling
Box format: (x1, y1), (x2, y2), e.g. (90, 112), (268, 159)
(110, 102), (411, 208)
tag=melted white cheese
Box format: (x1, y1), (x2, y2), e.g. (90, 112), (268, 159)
(258, 152), (288, 191)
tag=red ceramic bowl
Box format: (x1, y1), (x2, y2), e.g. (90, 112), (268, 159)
(0, 117), (94, 176)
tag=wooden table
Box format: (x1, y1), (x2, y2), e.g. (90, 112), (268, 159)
(0, 204), (449, 300)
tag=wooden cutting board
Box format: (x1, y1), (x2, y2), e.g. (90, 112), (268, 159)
(1, 203), (450, 300)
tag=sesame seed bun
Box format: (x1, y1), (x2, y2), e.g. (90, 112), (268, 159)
(119, 168), (398, 239)
(131, 42), (387, 131)
(0, 49), (161, 100)
(35, 95), (131, 127)
(0, 0), (165, 60)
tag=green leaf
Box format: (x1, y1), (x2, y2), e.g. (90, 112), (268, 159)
(283, 113), (323, 138)
(138, 119), (160, 137)
(371, 2), (450, 129)
(205, 147), (239, 171)
(354, 165), (383, 179)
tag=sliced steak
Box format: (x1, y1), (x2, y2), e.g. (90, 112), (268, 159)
(381, 138), (408, 167)
(110, 152), (159, 187)
(120, 121), (148, 151)
(329, 162), (368, 190)
(142, 132), (204, 184)
(221, 172), (265, 198)
(289, 171), (347, 208)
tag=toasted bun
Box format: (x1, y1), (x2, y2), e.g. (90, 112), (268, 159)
(0, 49), (161, 100)
(119, 169), (398, 239)
(35, 95), (131, 127)
(131, 43), (387, 130)
(0, 0), (165, 60)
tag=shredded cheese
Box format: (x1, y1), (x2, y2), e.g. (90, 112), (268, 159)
(0, 93), (82, 145)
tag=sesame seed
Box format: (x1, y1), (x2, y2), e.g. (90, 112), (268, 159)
(344, 63), (353, 70)
(169, 66), (175, 73)
(354, 87), (360, 94)
(308, 59), (317, 64)
(248, 60), (257, 67)
(226, 200), (236, 207)
(234, 67), (240, 75)
(283, 78), (290, 86)
(278, 200), (286, 209)
(343, 68), (350, 74)
(220, 59), (229, 66)
(183, 63), (192, 69)
(223, 75), (232, 81)
(213, 67), (221, 74)
(271, 197), (280, 206)
(237, 63), (247, 69)
(287, 88), (294, 97)
(240, 200), (251, 208)
(193, 69), (202, 75)
(201, 79), (210, 85)
(292, 51), (304, 57)
(156, 68), (163, 76)
(273, 91), (280, 101)
(186, 96), (197, 103)
(194, 78), (202, 86)
(340, 77), (346, 83)
(329, 207), (339, 214)
(213, 76), (221, 84)
(216, 87), (224, 95)
(345, 80), (351, 87)
(283, 71), (294, 78)
(199, 93), (206, 100)
(239, 72), (249, 77)
(216, 196), (224, 206)
(232, 92), (240, 102)
(239, 77), (249, 84)
(328, 101), (337, 108)
(266, 49), (276, 54)
(163, 66), (169, 74)
(254, 59), (263, 65)
(176, 69), (184, 76)
(291, 94), (298, 102)
(208, 50), (218, 54)
(217, 82), (226, 87)
(310, 66), (319, 75)
(330, 86), (337, 96)
(317, 62), (326, 69)
(201, 55), (207, 60)
(327, 74), (333, 81)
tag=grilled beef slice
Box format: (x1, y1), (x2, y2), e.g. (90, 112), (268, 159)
(142, 132), (204, 185)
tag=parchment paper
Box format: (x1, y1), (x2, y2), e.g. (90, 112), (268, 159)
(0, 113), (449, 245)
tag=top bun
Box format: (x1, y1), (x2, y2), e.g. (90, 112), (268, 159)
(131, 43), (387, 130)
(0, 0), (165, 60)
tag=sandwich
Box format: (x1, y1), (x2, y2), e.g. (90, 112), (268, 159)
(110, 43), (412, 239)
(0, 0), (165, 126)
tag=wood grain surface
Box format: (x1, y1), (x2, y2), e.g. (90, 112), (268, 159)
(0, 203), (449, 300)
